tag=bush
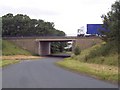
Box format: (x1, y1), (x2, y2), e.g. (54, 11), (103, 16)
(82, 41), (118, 66)
(86, 41), (117, 59)
(74, 46), (81, 55)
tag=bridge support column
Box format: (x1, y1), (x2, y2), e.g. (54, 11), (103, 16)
(38, 41), (51, 55)
(72, 40), (76, 52)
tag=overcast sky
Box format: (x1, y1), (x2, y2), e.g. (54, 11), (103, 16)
(0, 0), (116, 36)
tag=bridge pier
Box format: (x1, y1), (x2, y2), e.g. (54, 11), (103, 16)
(38, 41), (51, 55)
(72, 40), (76, 52)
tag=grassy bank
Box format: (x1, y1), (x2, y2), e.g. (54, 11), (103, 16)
(2, 40), (32, 56)
(1, 40), (41, 67)
(56, 42), (118, 83)
(56, 59), (118, 83)
(0, 60), (20, 67)
(71, 42), (118, 66)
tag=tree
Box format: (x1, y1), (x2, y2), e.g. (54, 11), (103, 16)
(2, 13), (66, 37)
(100, 0), (120, 43)
(13, 14), (31, 36)
(2, 13), (14, 36)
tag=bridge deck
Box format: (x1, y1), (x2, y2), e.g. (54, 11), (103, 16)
(3, 36), (99, 40)
(35, 38), (76, 42)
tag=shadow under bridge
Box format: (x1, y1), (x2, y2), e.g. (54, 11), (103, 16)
(35, 38), (76, 56)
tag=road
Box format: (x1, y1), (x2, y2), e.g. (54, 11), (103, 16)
(2, 57), (118, 88)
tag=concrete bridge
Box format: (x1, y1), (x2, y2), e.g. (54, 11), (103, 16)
(3, 36), (102, 56)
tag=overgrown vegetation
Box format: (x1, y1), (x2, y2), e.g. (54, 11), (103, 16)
(88, 41), (117, 58)
(2, 40), (32, 56)
(85, 42), (118, 66)
(74, 46), (81, 55)
(70, 42), (118, 66)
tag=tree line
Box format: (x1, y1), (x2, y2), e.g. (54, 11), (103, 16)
(2, 13), (65, 37)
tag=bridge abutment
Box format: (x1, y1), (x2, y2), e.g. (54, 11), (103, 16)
(3, 37), (102, 56)
(38, 42), (51, 55)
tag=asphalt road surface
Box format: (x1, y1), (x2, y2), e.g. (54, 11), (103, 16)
(2, 57), (118, 88)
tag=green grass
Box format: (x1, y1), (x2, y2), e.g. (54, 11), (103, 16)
(56, 42), (119, 83)
(71, 42), (118, 66)
(86, 54), (118, 66)
(0, 60), (20, 67)
(2, 40), (32, 56)
(1, 40), (39, 67)
(0, 40), (40, 67)
(70, 42), (103, 62)
(56, 59), (118, 83)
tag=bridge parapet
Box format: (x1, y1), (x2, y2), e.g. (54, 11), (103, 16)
(3, 36), (100, 40)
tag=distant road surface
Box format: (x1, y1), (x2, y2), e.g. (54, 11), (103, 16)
(2, 57), (118, 88)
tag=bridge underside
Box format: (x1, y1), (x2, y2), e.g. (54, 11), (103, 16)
(36, 39), (75, 56)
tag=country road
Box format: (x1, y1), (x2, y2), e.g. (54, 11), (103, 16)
(2, 57), (118, 88)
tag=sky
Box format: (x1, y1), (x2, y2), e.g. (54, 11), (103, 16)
(0, 0), (116, 36)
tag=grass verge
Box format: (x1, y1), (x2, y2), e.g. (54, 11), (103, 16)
(2, 40), (32, 56)
(0, 55), (42, 68)
(2, 55), (41, 60)
(1, 40), (42, 67)
(0, 60), (20, 67)
(56, 58), (118, 84)
(71, 42), (118, 66)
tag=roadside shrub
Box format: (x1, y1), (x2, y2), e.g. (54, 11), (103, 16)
(82, 41), (118, 66)
(74, 46), (81, 55)
(86, 41), (117, 59)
